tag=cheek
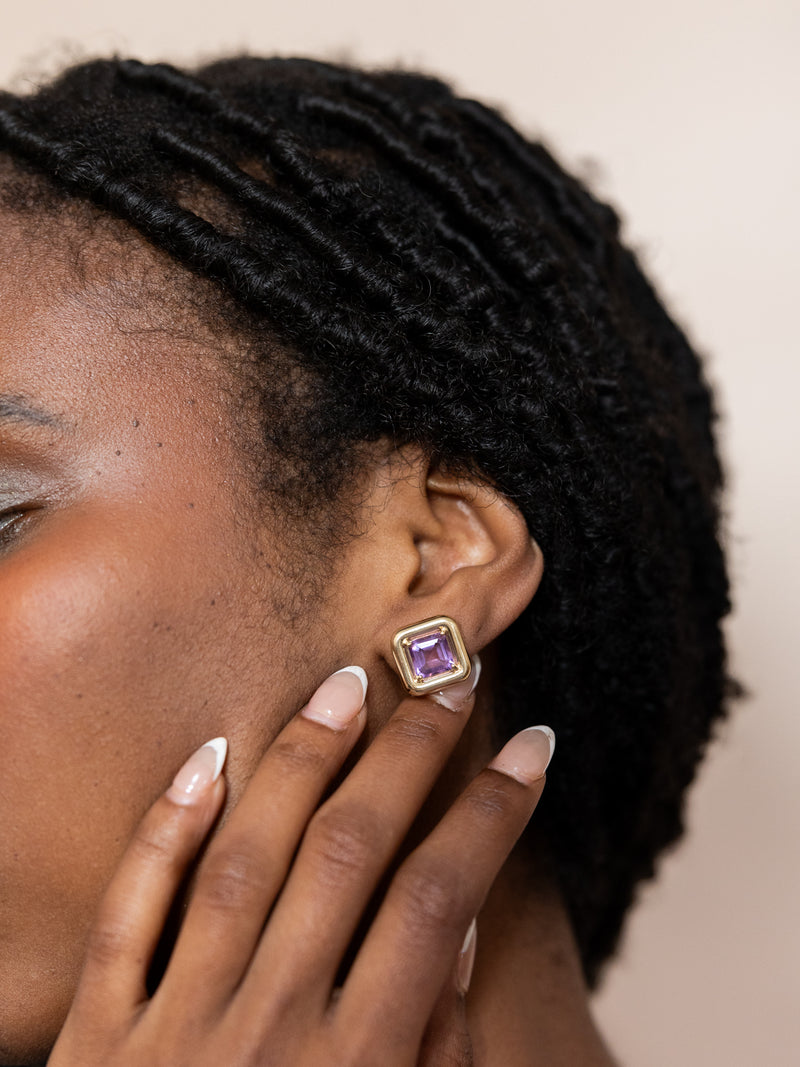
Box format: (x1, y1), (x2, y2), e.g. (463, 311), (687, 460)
(0, 505), (257, 1023)
(1, 504), (249, 833)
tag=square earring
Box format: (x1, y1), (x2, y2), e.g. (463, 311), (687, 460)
(391, 615), (472, 696)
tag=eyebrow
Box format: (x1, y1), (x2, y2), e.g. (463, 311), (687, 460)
(0, 394), (68, 429)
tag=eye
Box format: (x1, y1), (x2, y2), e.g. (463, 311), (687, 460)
(0, 508), (27, 548)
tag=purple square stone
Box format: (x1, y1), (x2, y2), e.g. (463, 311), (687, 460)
(407, 629), (458, 680)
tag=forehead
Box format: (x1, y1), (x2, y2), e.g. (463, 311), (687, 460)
(1, 197), (214, 336)
(0, 205), (238, 440)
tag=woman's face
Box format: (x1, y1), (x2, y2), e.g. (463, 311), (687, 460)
(0, 212), (366, 1061)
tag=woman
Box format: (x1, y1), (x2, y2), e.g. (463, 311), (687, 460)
(0, 55), (734, 1065)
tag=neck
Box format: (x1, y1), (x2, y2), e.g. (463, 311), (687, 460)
(466, 849), (617, 1066)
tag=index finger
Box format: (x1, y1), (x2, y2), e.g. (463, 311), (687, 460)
(70, 738), (227, 1017)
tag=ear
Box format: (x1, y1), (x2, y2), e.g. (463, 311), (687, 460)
(341, 448), (543, 668)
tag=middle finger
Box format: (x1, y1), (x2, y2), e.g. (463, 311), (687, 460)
(239, 658), (481, 1006)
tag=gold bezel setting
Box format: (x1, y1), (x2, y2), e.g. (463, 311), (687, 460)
(391, 615), (472, 696)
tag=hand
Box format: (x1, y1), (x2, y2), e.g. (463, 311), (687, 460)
(48, 662), (553, 1066)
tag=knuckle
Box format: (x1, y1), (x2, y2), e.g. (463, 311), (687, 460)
(394, 855), (467, 932)
(385, 713), (443, 753)
(305, 804), (382, 885)
(463, 779), (518, 823)
(85, 916), (134, 969)
(129, 817), (182, 868)
(270, 737), (328, 777)
(197, 847), (271, 913)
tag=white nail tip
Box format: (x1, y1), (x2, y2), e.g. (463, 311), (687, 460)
(204, 737), (228, 781)
(333, 665), (368, 704)
(529, 725), (556, 766)
(460, 917), (477, 957)
(457, 916), (478, 994)
(471, 655), (482, 689)
(430, 654), (482, 709)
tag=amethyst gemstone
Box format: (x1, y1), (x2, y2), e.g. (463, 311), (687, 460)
(407, 629), (458, 680)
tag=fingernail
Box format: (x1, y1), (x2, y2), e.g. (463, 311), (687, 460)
(430, 654), (482, 711)
(167, 737), (227, 805)
(488, 725), (555, 784)
(457, 918), (477, 994)
(300, 666), (368, 730)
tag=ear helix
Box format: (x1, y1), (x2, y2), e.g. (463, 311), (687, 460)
(391, 615), (473, 697)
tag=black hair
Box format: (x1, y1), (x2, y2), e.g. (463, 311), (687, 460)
(0, 55), (736, 987)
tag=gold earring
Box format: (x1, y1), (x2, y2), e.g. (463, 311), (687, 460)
(391, 615), (472, 696)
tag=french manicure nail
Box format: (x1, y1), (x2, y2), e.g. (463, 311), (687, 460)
(300, 666), (368, 730)
(430, 654), (482, 711)
(488, 725), (555, 784)
(457, 918), (477, 994)
(167, 737), (227, 805)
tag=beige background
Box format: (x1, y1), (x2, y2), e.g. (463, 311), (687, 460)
(2, 2), (798, 1063)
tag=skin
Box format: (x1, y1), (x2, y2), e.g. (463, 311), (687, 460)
(0, 207), (616, 1065)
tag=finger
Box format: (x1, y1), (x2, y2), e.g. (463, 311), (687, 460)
(417, 920), (476, 1067)
(70, 738), (227, 1019)
(239, 659), (482, 1008)
(156, 667), (367, 1009)
(418, 987), (473, 1067)
(338, 726), (554, 1053)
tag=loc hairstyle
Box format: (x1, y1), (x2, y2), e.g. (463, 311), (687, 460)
(0, 55), (736, 986)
